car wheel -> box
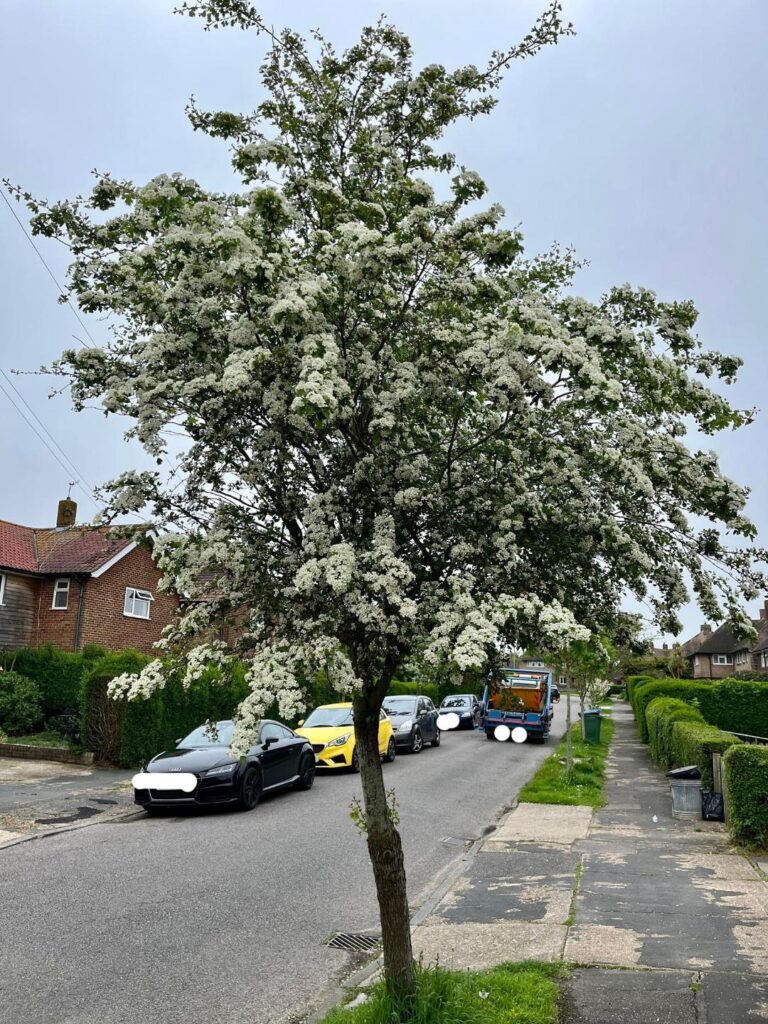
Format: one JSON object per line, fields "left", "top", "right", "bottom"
{"left": 238, "top": 766, "right": 262, "bottom": 810}
{"left": 294, "top": 752, "right": 316, "bottom": 790}
{"left": 411, "top": 729, "right": 423, "bottom": 754}
{"left": 383, "top": 737, "right": 397, "bottom": 763}
{"left": 350, "top": 748, "right": 361, "bottom": 773}
{"left": 431, "top": 728, "right": 441, "bottom": 747}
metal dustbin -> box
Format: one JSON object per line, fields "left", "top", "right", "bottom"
{"left": 583, "top": 709, "right": 602, "bottom": 744}
{"left": 666, "top": 765, "right": 702, "bottom": 820}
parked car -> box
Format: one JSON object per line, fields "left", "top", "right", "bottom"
{"left": 132, "top": 719, "right": 316, "bottom": 812}
{"left": 295, "top": 703, "right": 396, "bottom": 771}
{"left": 438, "top": 694, "right": 481, "bottom": 729}
{"left": 382, "top": 694, "right": 440, "bottom": 752}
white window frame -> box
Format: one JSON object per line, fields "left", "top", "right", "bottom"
{"left": 0, "top": 573, "right": 5, "bottom": 606}
{"left": 712, "top": 654, "right": 733, "bottom": 666}
{"left": 735, "top": 650, "right": 747, "bottom": 665}
{"left": 694, "top": 655, "right": 700, "bottom": 667}
{"left": 123, "top": 587, "right": 154, "bottom": 620}
{"left": 51, "top": 578, "right": 70, "bottom": 610}
{"left": 761, "top": 651, "right": 768, "bottom": 669}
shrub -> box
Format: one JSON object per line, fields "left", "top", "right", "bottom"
{"left": 0, "top": 644, "right": 106, "bottom": 718}
{"left": 80, "top": 650, "right": 151, "bottom": 764}
{"left": 724, "top": 745, "right": 768, "bottom": 848}
{"left": 646, "top": 697, "right": 705, "bottom": 765}
{"left": 631, "top": 679, "right": 716, "bottom": 742}
{"left": 0, "top": 672, "right": 43, "bottom": 734}
{"left": 668, "top": 720, "right": 741, "bottom": 788}
{"left": 625, "top": 674, "right": 657, "bottom": 707}
{"left": 707, "top": 679, "right": 768, "bottom": 738}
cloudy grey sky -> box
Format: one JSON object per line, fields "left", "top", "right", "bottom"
{"left": 1, "top": 0, "right": 766, "bottom": 641}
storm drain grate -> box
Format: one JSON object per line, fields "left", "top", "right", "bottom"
{"left": 326, "top": 932, "right": 381, "bottom": 952}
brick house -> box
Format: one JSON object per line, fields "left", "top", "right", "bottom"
{"left": 0, "top": 499, "right": 179, "bottom": 655}
{"left": 680, "top": 599, "right": 768, "bottom": 679}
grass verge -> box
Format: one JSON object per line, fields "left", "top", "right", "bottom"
{"left": 518, "top": 712, "right": 614, "bottom": 807}
{"left": 4, "top": 730, "right": 76, "bottom": 749}
{"left": 320, "top": 962, "right": 567, "bottom": 1024}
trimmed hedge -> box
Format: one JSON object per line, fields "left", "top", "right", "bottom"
{"left": 724, "top": 745, "right": 768, "bottom": 848}
{"left": 630, "top": 680, "right": 715, "bottom": 742}
{"left": 645, "top": 696, "right": 741, "bottom": 787}
{"left": 630, "top": 676, "right": 768, "bottom": 743}
{"left": 0, "top": 644, "right": 106, "bottom": 718}
{"left": 646, "top": 697, "right": 705, "bottom": 766}
{"left": 81, "top": 653, "right": 254, "bottom": 767}
{"left": 667, "top": 720, "right": 741, "bottom": 789}
{"left": 388, "top": 679, "right": 440, "bottom": 707}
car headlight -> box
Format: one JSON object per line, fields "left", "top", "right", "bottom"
{"left": 398, "top": 720, "right": 413, "bottom": 731}
{"left": 328, "top": 733, "right": 351, "bottom": 747}
{"left": 461, "top": 711, "right": 470, "bottom": 718}
{"left": 203, "top": 763, "right": 237, "bottom": 777}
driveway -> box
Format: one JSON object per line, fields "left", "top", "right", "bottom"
{"left": 0, "top": 706, "right": 566, "bottom": 1024}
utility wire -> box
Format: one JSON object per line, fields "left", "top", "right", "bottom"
{"left": 0, "top": 366, "right": 101, "bottom": 502}
{"left": 1, "top": 382, "right": 100, "bottom": 510}
{"left": 0, "top": 185, "right": 94, "bottom": 349}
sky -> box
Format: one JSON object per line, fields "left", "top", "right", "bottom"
{"left": 1, "top": 0, "right": 766, "bottom": 643}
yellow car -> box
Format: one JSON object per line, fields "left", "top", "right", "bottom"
{"left": 295, "top": 703, "right": 396, "bottom": 771}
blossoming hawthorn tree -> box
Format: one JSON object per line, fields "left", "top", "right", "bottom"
{"left": 11, "top": 0, "right": 766, "bottom": 998}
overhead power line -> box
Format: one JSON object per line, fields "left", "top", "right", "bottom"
{"left": 0, "top": 381, "right": 99, "bottom": 510}
{"left": 0, "top": 366, "right": 101, "bottom": 503}
{"left": 0, "top": 185, "right": 95, "bottom": 349}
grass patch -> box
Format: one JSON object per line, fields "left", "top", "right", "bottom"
{"left": 518, "top": 713, "right": 614, "bottom": 808}
{"left": 321, "top": 962, "right": 566, "bottom": 1024}
{"left": 4, "top": 730, "right": 74, "bottom": 749}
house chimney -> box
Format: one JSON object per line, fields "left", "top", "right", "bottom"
{"left": 662, "top": 643, "right": 669, "bottom": 652}
{"left": 56, "top": 498, "right": 77, "bottom": 528}
{"left": 760, "top": 599, "right": 768, "bottom": 622}
{"left": 700, "top": 624, "right": 711, "bottom": 634}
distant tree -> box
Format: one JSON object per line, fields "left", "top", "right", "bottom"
{"left": 11, "top": 0, "right": 764, "bottom": 1002}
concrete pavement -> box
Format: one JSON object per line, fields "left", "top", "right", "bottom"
{"left": 0, "top": 704, "right": 566, "bottom": 1024}
{"left": 411, "top": 702, "right": 768, "bottom": 1023}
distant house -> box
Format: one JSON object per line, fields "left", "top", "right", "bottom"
{"left": 0, "top": 499, "right": 179, "bottom": 655}
{"left": 515, "top": 654, "right": 566, "bottom": 686}
{"left": 680, "top": 599, "right": 768, "bottom": 679}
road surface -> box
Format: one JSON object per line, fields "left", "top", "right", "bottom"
{"left": 0, "top": 706, "right": 566, "bottom": 1024}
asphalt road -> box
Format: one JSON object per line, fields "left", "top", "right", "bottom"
{"left": 0, "top": 706, "right": 566, "bottom": 1024}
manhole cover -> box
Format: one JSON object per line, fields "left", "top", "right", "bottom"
{"left": 326, "top": 932, "right": 381, "bottom": 952}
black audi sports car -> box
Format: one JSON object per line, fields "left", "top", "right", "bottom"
{"left": 132, "top": 719, "right": 316, "bottom": 812}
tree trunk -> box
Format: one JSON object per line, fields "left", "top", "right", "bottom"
{"left": 353, "top": 691, "right": 417, "bottom": 1000}
{"left": 566, "top": 683, "right": 573, "bottom": 773}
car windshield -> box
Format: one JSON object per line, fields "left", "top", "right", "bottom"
{"left": 179, "top": 721, "right": 235, "bottom": 747}
{"left": 303, "top": 707, "right": 354, "bottom": 727}
{"left": 382, "top": 698, "right": 417, "bottom": 713}
{"left": 441, "top": 697, "right": 470, "bottom": 708}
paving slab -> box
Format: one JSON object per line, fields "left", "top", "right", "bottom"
{"left": 411, "top": 919, "right": 567, "bottom": 970}
{"left": 487, "top": 802, "right": 593, "bottom": 846}
{"left": 561, "top": 968, "right": 697, "bottom": 1024}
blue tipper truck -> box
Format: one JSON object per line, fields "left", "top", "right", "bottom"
{"left": 480, "top": 667, "right": 557, "bottom": 742}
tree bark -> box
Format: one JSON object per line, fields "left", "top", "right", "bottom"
{"left": 566, "top": 684, "right": 573, "bottom": 773}
{"left": 353, "top": 689, "right": 417, "bottom": 1000}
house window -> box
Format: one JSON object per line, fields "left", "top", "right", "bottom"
{"left": 694, "top": 655, "right": 700, "bottom": 667}
{"left": 735, "top": 650, "right": 747, "bottom": 665}
{"left": 52, "top": 578, "right": 70, "bottom": 610}
{"left": 761, "top": 652, "right": 768, "bottom": 669}
{"left": 123, "top": 587, "right": 154, "bottom": 620}
{"left": 527, "top": 660, "right": 544, "bottom": 668}
{"left": 0, "top": 573, "right": 5, "bottom": 605}
{"left": 712, "top": 654, "right": 733, "bottom": 666}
